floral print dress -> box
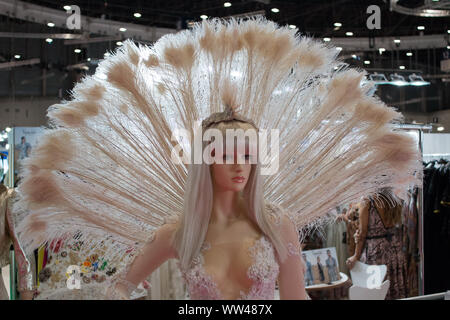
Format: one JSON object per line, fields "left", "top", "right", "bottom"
{"left": 360, "top": 200, "right": 408, "bottom": 299}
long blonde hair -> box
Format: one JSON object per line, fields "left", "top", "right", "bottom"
{"left": 369, "top": 187, "right": 403, "bottom": 226}
{"left": 173, "top": 120, "right": 287, "bottom": 269}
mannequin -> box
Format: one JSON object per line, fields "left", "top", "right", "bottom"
{"left": 0, "top": 185, "right": 35, "bottom": 300}
{"left": 110, "top": 119, "right": 307, "bottom": 300}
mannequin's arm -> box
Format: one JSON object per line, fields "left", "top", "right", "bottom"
{"left": 108, "top": 222, "right": 178, "bottom": 299}
{"left": 277, "top": 216, "right": 307, "bottom": 300}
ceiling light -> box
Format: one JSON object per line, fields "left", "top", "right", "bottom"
{"left": 47, "top": 22, "right": 55, "bottom": 27}
{"left": 394, "top": 39, "right": 401, "bottom": 43}
{"left": 116, "top": 41, "right": 123, "bottom": 46}
{"left": 289, "top": 25, "right": 296, "bottom": 29}
{"left": 364, "top": 60, "right": 370, "bottom": 64}
{"left": 224, "top": 2, "right": 232, "bottom": 7}
{"left": 334, "top": 22, "right": 342, "bottom": 27}
{"left": 417, "top": 26, "right": 425, "bottom": 30}
{"left": 200, "top": 15, "right": 208, "bottom": 19}
{"left": 323, "top": 37, "right": 331, "bottom": 42}
{"left": 14, "top": 54, "right": 21, "bottom": 59}
{"left": 63, "top": 5, "right": 71, "bottom": 10}
{"left": 271, "top": 8, "right": 280, "bottom": 13}
{"left": 345, "top": 32, "right": 353, "bottom": 36}
{"left": 46, "top": 38, "right": 53, "bottom": 43}
{"left": 448, "top": 30, "right": 450, "bottom": 34}
{"left": 134, "top": 13, "right": 142, "bottom": 18}
{"left": 447, "top": 45, "right": 450, "bottom": 49}
{"left": 406, "top": 52, "right": 413, "bottom": 56}
{"left": 399, "top": 65, "right": 405, "bottom": 70}
{"left": 74, "top": 49, "right": 81, "bottom": 53}
{"left": 437, "top": 126, "right": 444, "bottom": 131}
{"left": 351, "top": 54, "right": 357, "bottom": 59}
{"left": 119, "top": 27, "right": 127, "bottom": 32}
{"left": 87, "top": 58, "right": 91, "bottom": 61}
{"left": 379, "top": 48, "right": 386, "bottom": 54}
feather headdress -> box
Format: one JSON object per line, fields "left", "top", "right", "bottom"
{"left": 14, "top": 17, "right": 421, "bottom": 287}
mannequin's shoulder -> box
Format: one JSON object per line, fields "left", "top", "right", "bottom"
{"left": 264, "top": 202, "right": 292, "bottom": 228}
{"left": 155, "top": 218, "right": 180, "bottom": 242}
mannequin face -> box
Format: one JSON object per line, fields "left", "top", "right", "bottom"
{"left": 210, "top": 144, "right": 253, "bottom": 193}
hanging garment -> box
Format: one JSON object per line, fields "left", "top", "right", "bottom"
{"left": 423, "top": 161, "right": 450, "bottom": 295}
{"left": 360, "top": 200, "right": 408, "bottom": 299}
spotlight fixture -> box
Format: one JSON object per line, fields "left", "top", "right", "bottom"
{"left": 134, "top": 13, "right": 142, "bottom": 18}
{"left": 289, "top": 25, "right": 296, "bottom": 29}
{"left": 224, "top": 2, "right": 232, "bottom": 7}
{"left": 116, "top": 41, "right": 123, "bottom": 46}
{"left": 437, "top": 126, "right": 444, "bottom": 131}
{"left": 406, "top": 52, "right": 413, "bottom": 56}
{"left": 271, "top": 8, "right": 280, "bottom": 13}
{"left": 369, "top": 72, "right": 389, "bottom": 84}
{"left": 389, "top": 73, "right": 408, "bottom": 86}
{"left": 399, "top": 65, "right": 405, "bottom": 70}
{"left": 14, "top": 54, "right": 21, "bottom": 59}
{"left": 323, "top": 37, "right": 331, "bottom": 42}
{"left": 345, "top": 32, "right": 354, "bottom": 36}
{"left": 364, "top": 60, "right": 370, "bottom": 64}
{"left": 334, "top": 22, "right": 342, "bottom": 27}
{"left": 47, "top": 22, "right": 55, "bottom": 27}
{"left": 417, "top": 26, "right": 425, "bottom": 30}
{"left": 200, "top": 15, "right": 208, "bottom": 19}
{"left": 63, "top": 5, "right": 71, "bottom": 10}
{"left": 5, "top": 127, "right": 11, "bottom": 132}
{"left": 46, "top": 38, "right": 53, "bottom": 43}
{"left": 378, "top": 48, "right": 386, "bottom": 54}
{"left": 119, "top": 27, "right": 127, "bottom": 32}
{"left": 409, "top": 73, "right": 430, "bottom": 86}
{"left": 394, "top": 39, "right": 401, "bottom": 44}
{"left": 74, "top": 49, "right": 81, "bottom": 53}
{"left": 351, "top": 54, "right": 357, "bottom": 59}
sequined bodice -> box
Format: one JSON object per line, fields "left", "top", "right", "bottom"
{"left": 180, "top": 235, "right": 280, "bottom": 300}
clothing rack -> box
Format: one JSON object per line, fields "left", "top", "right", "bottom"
{"left": 423, "top": 153, "right": 450, "bottom": 161}
{"left": 401, "top": 291, "right": 449, "bottom": 300}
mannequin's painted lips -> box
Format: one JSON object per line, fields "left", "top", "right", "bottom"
{"left": 232, "top": 176, "right": 245, "bottom": 183}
